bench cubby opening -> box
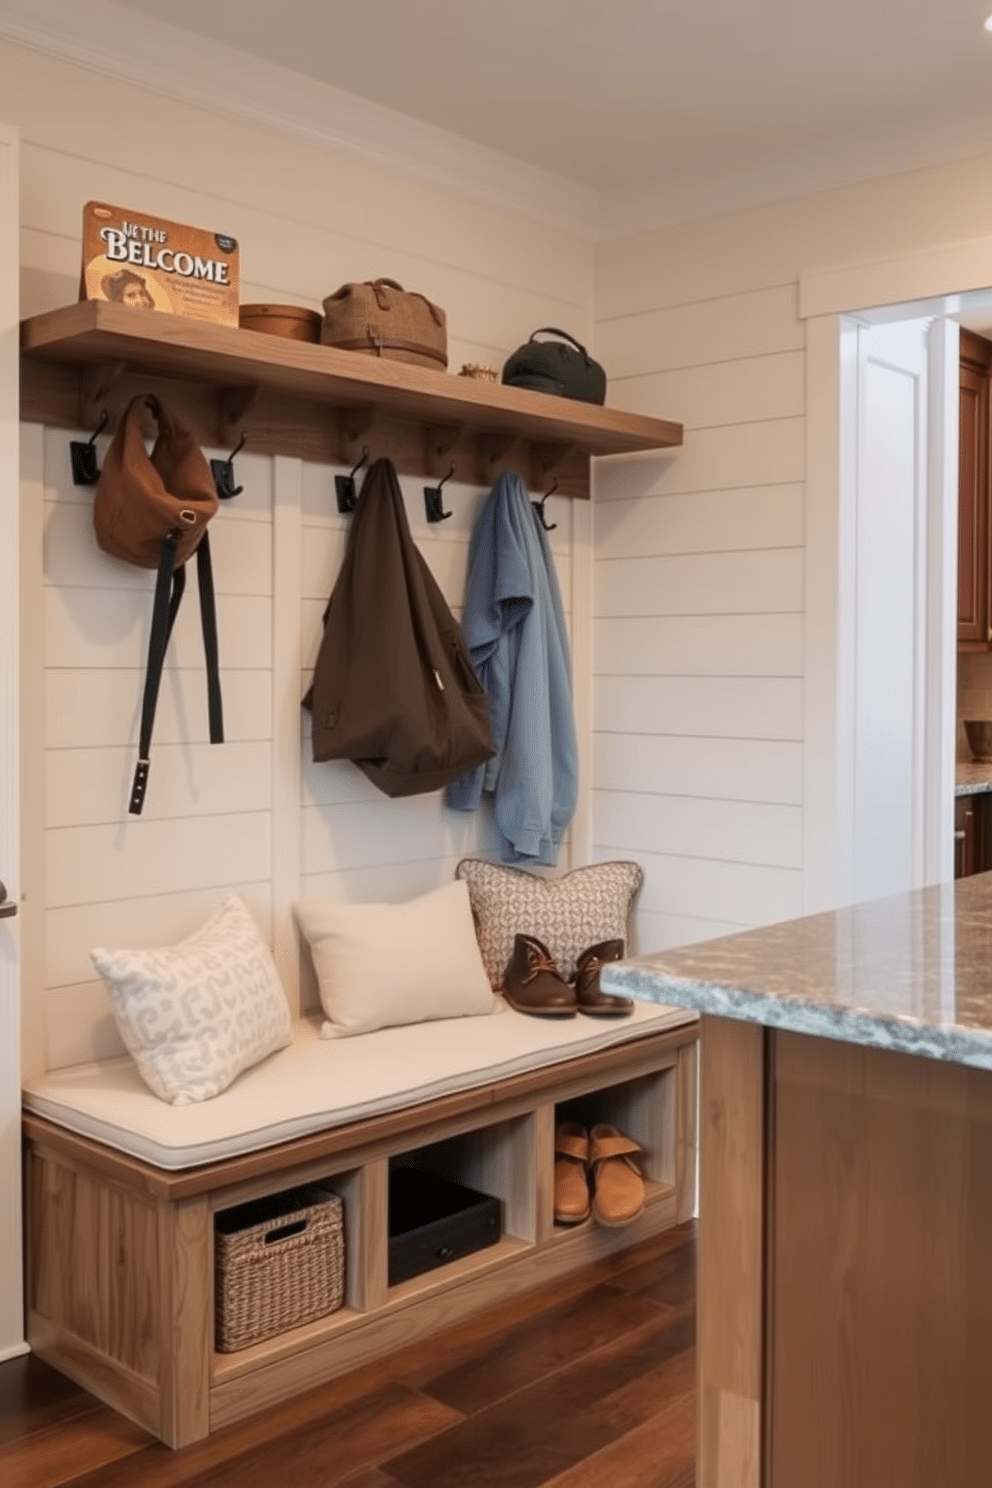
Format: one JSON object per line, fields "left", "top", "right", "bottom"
{"left": 550, "top": 1062, "right": 682, "bottom": 1236}
{"left": 555, "top": 1063, "right": 676, "bottom": 1186}
{"left": 389, "top": 1108, "right": 537, "bottom": 1242}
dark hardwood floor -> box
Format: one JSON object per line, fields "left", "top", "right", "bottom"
{"left": 0, "top": 1222, "right": 696, "bottom": 1488}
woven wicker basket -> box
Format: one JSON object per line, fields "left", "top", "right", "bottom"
{"left": 214, "top": 1183, "right": 344, "bottom": 1352}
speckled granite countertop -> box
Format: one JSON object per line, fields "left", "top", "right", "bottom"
{"left": 956, "top": 762, "right": 992, "bottom": 794}
{"left": 603, "top": 873, "right": 992, "bottom": 1070}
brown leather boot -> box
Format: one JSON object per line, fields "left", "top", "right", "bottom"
{"left": 503, "top": 934, "right": 577, "bottom": 1017}
{"left": 574, "top": 940, "right": 633, "bottom": 1016}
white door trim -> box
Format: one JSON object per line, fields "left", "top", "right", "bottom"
{"left": 848, "top": 318, "right": 930, "bottom": 903}
{"left": 0, "top": 119, "right": 25, "bottom": 1361}
{"left": 925, "top": 317, "right": 960, "bottom": 888}
{"left": 800, "top": 233, "right": 992, "bottom": 322}
{"left": 803, "top": 311, "right": 846, "bottom": 912}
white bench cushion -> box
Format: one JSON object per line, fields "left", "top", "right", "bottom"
{"left": 22, "top": 1000, "right": 695, "bottom": 1171}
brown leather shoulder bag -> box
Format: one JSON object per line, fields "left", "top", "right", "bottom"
{"left": 93, "top": 395, "right": 223, "bottom": 814}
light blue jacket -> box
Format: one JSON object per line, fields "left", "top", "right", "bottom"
{"left": 447, "top": 471, "right": 577, "bottom": 864}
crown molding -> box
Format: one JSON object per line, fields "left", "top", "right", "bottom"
{"left": 0, "top": 0, "right": 601, "bottom": 241}
{"left": 9, "top": 0, "right": 988, "bottom": 249}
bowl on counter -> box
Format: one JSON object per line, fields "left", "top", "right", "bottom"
{"left": 964, "top": 720, "right": 992, "bottom": 761}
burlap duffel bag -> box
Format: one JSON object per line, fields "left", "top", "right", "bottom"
{"left": 321, "top": 278, "right": 448, "bottom": 370}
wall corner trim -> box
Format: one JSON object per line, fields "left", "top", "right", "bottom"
{"left": 800, "top": 233, "right": 992, "bottom": 321}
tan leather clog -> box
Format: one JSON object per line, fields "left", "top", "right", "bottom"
{"left": 589, "top": 1124, "right": 645, "bottom": 1226}
{"left": 554, "top": 1122, "right": 591, "bottom": 1224}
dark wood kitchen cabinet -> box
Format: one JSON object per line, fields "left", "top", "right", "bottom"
{"left": 954, "top": 790, "right": 992, "bottom": 877}
{"left": 958, "top": 328, "right": 992, "bottom": 649}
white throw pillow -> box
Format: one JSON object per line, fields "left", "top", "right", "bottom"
{"left": 295, "top": 879, "right": 497, "bottom": 1038}
{"left": 90, "top": 896, "right": 292, "bottom": 1105}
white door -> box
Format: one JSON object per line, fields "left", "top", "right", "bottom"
{"left": 839, "top": 315, "right": 955, "bottom": 905}
{"left": 0, "top": 123, "right": 24, "bottom": 1361}
{"left": 854, "top": 319, "right": 928, "bottom": 901}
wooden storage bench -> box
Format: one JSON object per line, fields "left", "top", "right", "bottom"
{"left": 22, "top": 1005, "right": 698, "bottom": 1448}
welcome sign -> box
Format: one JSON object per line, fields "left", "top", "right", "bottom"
{"left": 80, "top": 200, "right": 240, "bottom": 326}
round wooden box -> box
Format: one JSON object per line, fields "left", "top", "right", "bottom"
{"left": 239, "top": 303, "right": 322, "bottom": 343}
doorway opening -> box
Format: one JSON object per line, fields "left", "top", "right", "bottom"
{"left": 804, "top": 261, "right": 992, "bottom": 914}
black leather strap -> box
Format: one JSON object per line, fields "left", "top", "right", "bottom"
{"left": 128, "top": 529, "right": 223, "bottom": 816}
{"left": 195, "top": 529, "right": 224, "bottom": 745}
{"left": 130, "top": 530, "right": 182, "bottom": 815}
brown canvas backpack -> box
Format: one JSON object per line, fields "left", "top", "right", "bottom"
{"left": 304, "top": 457, "right": 493, "bottom": 796}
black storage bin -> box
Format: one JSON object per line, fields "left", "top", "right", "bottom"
{"left": 388, "top": 1165, "right": 501, "bottom": 1285}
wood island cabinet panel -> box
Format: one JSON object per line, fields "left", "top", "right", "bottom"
{"left": 768, "top": 1031, "right": 992, "bottom": 1488}
{"left": 695, "top": 1018, "right": 992, "bottom": 1487}
{"left": 697, "top": 1015, "right": 765, "bottom": 1488}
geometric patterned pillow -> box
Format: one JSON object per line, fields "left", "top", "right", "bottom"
{"left": 454, "top": 858, "right": 644, "bottom": 990}
{"left": 90, "top": 896, "right": 292, "bottom": 1105}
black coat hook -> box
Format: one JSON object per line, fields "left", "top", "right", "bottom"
{"left": 533, "top": 478, "right": 558, "bottom": 532}
{"left": 335, "top": 446, "right": 370, "bottom": 514}
{"left": 210, "top": 431, "right": 247, "bottom": 501}
{"left": 70, "top": 409, "right": 110, "bottom": 486}
{"left": 424, "top": 463, "right": 456, "bottom": 523}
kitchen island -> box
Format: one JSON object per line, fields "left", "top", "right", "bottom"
{"left": 603, "top": 874, "right": 992, "bottom": 1488}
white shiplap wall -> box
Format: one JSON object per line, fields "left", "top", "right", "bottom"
{"left": 4, "top": 36, "right": 591, "bottom": 1079}
{"left": 591, "top": 281, "right": 807, "bottom": 952}
{"left": 30, "top": 433, "right": 278, "bottom": 1069}
{"left": 26, "top": 426, "right": 577, "bottom": 1069}
{"left": 592, "top": 146, "right": 992, "bottom": 956}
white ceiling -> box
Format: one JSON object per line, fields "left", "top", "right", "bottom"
{"left": 6, "top": 0, "right": 992, "bottom": 235}
{"left": 111, "top": 0, "right": 992, "bottom": 203}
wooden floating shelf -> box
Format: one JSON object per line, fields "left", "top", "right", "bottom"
{"left": 19, "top": 301, "right": 683, "bottom": 500}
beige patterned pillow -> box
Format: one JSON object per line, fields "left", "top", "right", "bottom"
{"left": 91, "top": 896, "right": 292, "bottom": 1105}
{"left": 455, "top": 859, "right": 644, "bottom": 989}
